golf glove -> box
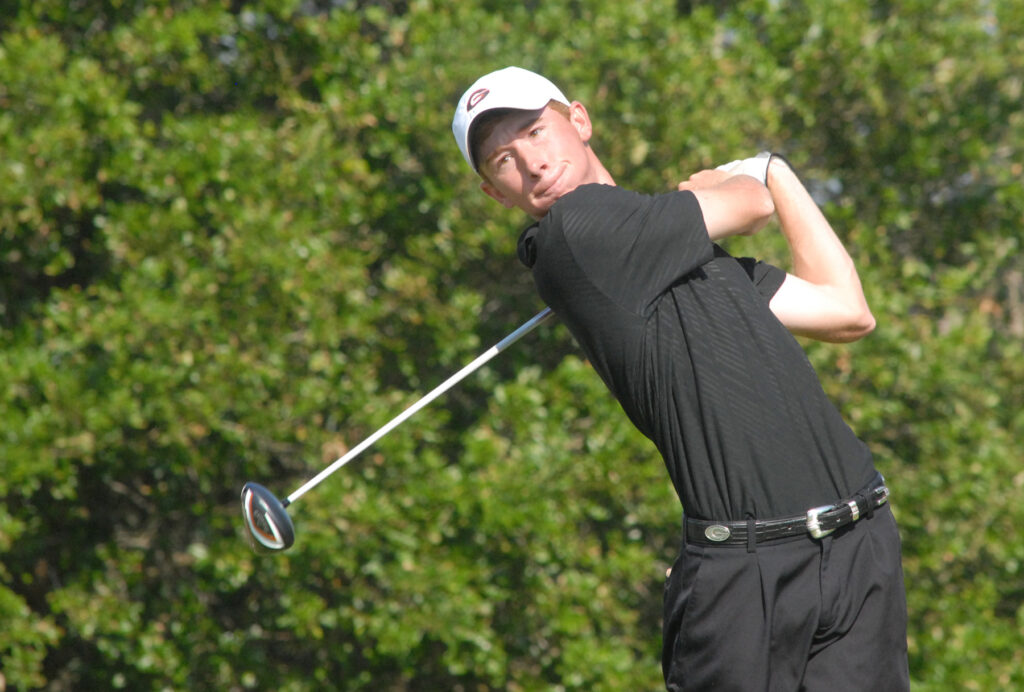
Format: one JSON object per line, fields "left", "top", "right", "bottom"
{"left": 716, "top": 151, "right": 772, "bottom": 185}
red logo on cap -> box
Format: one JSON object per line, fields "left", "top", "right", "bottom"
{"left": 467, "top": 88, "right": 489, "bottom": 112}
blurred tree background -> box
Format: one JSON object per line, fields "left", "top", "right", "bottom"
{"left": 1, "top": 0, "right": 1021, "bottom": 689}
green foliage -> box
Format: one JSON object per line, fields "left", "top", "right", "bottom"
{"left": 0, "top": 0, "right": 1021, "bottom": 689}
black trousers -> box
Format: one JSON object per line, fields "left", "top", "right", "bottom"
{"left": 662, "top": 504, "right": 909, "bottom": 692}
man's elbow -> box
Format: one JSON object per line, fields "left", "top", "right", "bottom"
{"left": 833, "top": 307, "right": 876, "bottom": 343}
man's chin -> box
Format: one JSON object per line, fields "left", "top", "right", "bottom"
{"left": 529, "top": 183, "right": 578, "bottom": 218}
{"left": 527, "top": 199, "right": 557, "bottom": 219}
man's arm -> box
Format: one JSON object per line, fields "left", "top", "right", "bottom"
{"left": 678, "top": 170, "right": 775, "bottom": 241}
{"left": 766, "top": 156, "right": 876, "bottom": 343}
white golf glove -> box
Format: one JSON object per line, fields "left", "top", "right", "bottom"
{"left": 715, "top": 151, "right": 772, "bottom": 185}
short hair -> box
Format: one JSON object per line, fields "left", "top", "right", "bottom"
{"left": 468, "top": 100, "right": 571, "bottom": 175}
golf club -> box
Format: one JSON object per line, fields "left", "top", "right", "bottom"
{"left": 241, "top": 306, "right": 554, "bottom": 552}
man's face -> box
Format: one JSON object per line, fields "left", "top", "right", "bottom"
{"left": 476, "top": 102, "right": 599, "bottom": 219}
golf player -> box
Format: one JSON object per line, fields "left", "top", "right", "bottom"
{"left": 453, "top": 66, "right": 909, "bottom": 690}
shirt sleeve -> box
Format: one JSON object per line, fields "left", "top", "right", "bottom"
{"left": 550, "top": 186, "right": 715, "bottom": 315}
{"left": 731, "top": 253, "right": 787, "bottom": 300}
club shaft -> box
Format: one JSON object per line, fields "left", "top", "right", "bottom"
{"left": 285, "top": 307, "right": 554, "bottom": 505}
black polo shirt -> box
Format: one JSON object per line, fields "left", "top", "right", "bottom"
{"left": 517, "top": 184, "right": 876, "bottom": 520}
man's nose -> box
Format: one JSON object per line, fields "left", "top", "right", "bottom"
{"left": 521, "top": 146, "right": 548, "bottom": 177}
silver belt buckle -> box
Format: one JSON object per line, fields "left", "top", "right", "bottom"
{"left": 704, "top": 524, "right": 732, "bottom": 542}
{"left": 806, "top": 504, "right": 837, "bottom": 539}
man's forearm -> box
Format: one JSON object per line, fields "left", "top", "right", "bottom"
{"left": 768, "top": 159, "right": 857, "bottom": 284}
{"left": 684, "top": 172, "right": 775, "bottom": 240}
{"left": 767, "top": 157, "right": 876, "bottom": 341}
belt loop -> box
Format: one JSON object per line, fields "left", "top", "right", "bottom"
{"left": 746, "top": 516, "right": 756, "bottom": 553}
{"left": 867, "top": 472, "right": 885, "bottom": 518}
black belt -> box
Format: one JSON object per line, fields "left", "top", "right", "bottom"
{"left": 685, "top": 473, "right": 889, "bottom": 546}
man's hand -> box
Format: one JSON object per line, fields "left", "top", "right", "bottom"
{"left": 677, "top": 151, "right": 772, "bottom": 192}
{"left": 677, "top": 168, "right": 733, "bottom": 191}
{"left": 714, "top": 151, "right": 772, "bottom": 185}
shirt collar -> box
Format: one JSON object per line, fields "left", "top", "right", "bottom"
{"left": 516, "top": 222, "right": 540, "bottom": 268}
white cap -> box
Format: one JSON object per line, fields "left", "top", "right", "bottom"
{"left": 452, "top": 66, "right": 570, "bottom": 173}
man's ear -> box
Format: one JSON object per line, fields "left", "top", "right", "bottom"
{"left": 481, "top": 180, "right": 515, "bottom": 209}
{"left": 569, "top": 101, "right": 593, "bottom": 143}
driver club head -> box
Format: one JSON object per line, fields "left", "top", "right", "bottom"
{"left": 240, "top": 482, "right": 295, "bottom": 552}
{"left": 236, "top": 309, "right": 554, "bottom": 552}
